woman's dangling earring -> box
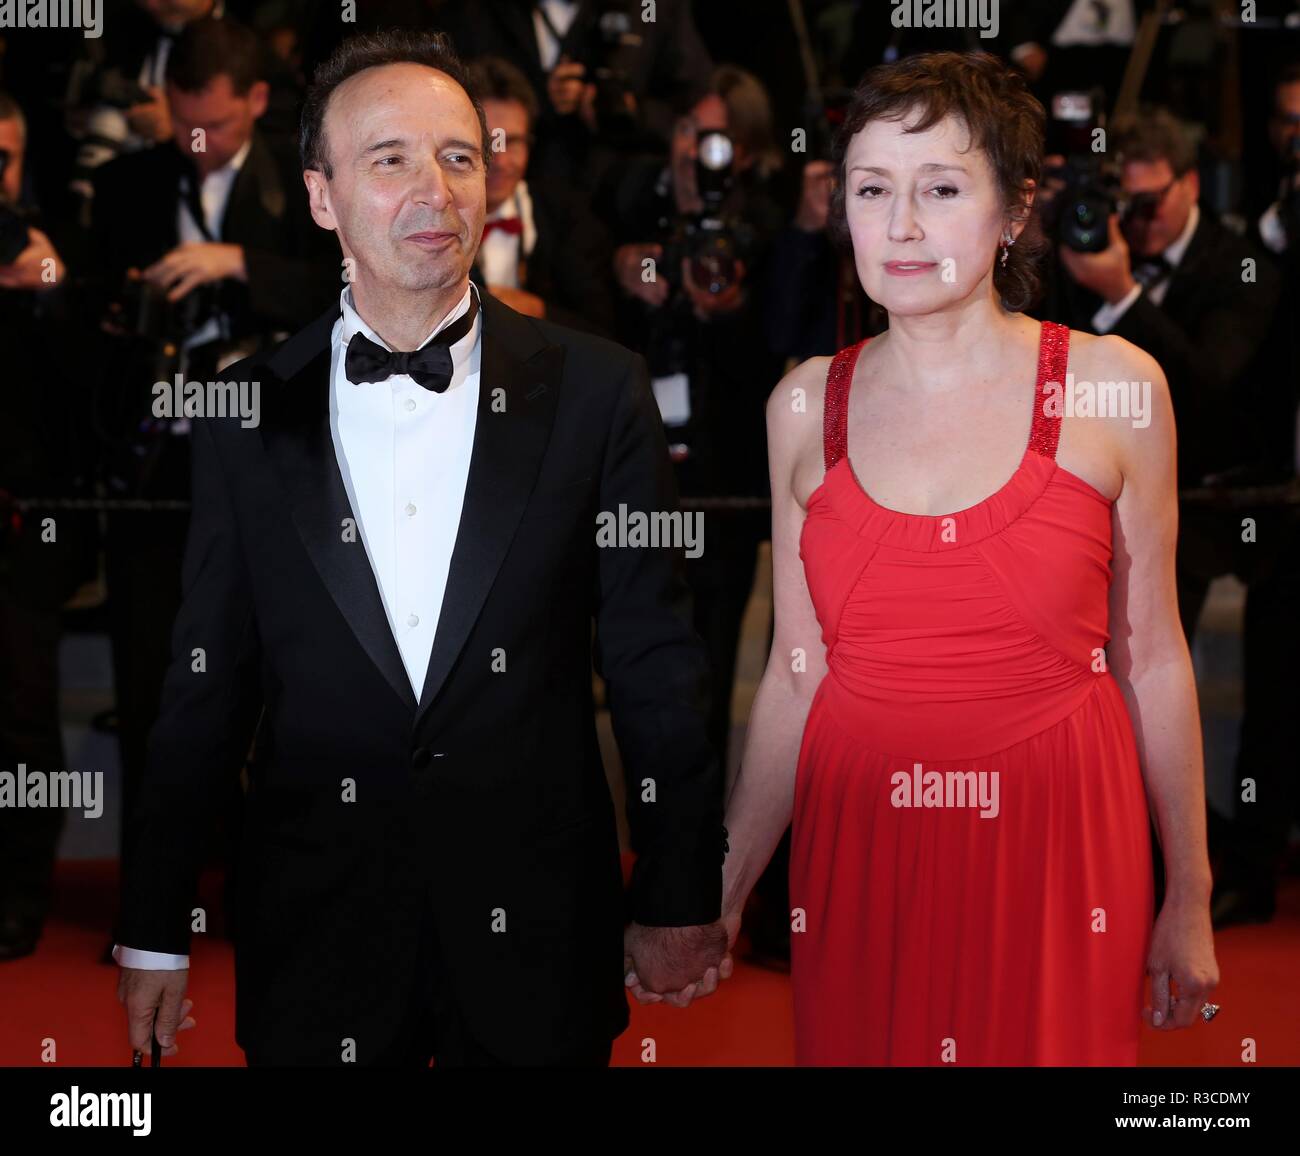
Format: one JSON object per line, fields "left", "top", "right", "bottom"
{"left": 1000, "top": 230, "right": 1013, "bottom": 268}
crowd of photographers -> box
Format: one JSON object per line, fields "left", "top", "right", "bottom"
{"left": 0, "top": 1, "right": 1297, "bottom": 964}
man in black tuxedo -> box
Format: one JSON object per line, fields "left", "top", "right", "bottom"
{"left": 113, "top": 28, "right": 731, "bottom": 1067}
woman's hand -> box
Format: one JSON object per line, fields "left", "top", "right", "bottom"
{"left": 1144, "top": 894, "right": 1219, "bottom": 1030}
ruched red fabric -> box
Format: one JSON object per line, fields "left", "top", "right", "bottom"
{"left": 791, "top": 321, "right": 1155, "bottom": 1065}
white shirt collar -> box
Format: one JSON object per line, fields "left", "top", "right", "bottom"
{"left": 1163, "top": 201, "right": 1199, "bottom": 268}
{"left": 337, "top": 279, "right": 481, "bottom": 360}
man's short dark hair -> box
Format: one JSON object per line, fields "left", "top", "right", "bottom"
{"left": 463, "top": 55, "right": 540, "bottom": 132}
{"left": 166, "top": 16, "right": 266, "bottom": 96}
{"left": 300, "top": 29, "right": 490, "bottom": 180}
{"left": 1111, "top": 106, "right": 1198, "bottom": 177}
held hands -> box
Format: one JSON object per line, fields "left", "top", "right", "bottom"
{"left": 117, "top": 966, "right": 195, "bottom": 1057}
{"left": 623, "top": 910, "right": 741, "bottom": 1008}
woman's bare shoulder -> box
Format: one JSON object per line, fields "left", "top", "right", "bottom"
{"left": 767, "top": 356, "right": 835, "bottom": 507}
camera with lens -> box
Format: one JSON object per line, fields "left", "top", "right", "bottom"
{"left": 578, "top": 3, "right": 641, "bottom": 143}
{"left": 0, "top": 149, "right": 32, "bottom": 266}
{"left": 1040, "top": 90, "right": 1124, "bottom": 253}
{"left": 661, "top": 129, "right": 756, "bottom": 297}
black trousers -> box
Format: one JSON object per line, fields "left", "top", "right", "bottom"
{"left": 245, "top": 902, "right": 614, "bottom": 1068}
{"left": 0, "top": 586, "right": 66, "bottom": 926}
{"left": 1174, "top": 502, "right": 1300, "bottom": 898}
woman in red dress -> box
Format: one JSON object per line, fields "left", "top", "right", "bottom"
{"left": 719, "top": 52, "right": 1219, "bottom": 1064}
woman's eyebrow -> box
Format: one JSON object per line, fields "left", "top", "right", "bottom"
{"left": 849, "top": 162, "right": 970, "bottom": 175}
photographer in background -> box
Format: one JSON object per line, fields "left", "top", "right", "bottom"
{"left": 1216, "top": 61, "right": 1300, "bottom": 930}
{"left": 89, "top": 17, "right": 336, "bottom": 942}
{"left": 437, "top": 0, "right": 714, "bottom": 200}
{"left": 66, "top": 0, "right": 303, "bottom": 213}
{"left": 1043, "top": 104, "right": 1294, "bottom": 927}
{"left": 606, "top": 64, "right": 785, "bottom": 782}
{"left": 464, "top": 54, "right": 615, "bottom": 335}
{"left": 1254, "top": 61, "right": 1300, "bottom": 274}
{"left": 66, "top": 0, "right": 220, "bottom": 204}
{"left": 0, "top": 92, "right": 86, "bottom": 960}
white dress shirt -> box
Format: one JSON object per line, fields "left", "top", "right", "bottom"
{"left": 1092, "top": 201, "right": 1200, "bottom": 333}
{"left": 533, "top": 0, "right": 580, "bottom": 71}
{"left": 479, "top": 180, "right": 538, "bottom": 290}
{"left": 114, "top": 279, "right": 484, "bottom": 971}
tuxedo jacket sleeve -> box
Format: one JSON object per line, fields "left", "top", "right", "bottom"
{"left": 594, "top": 351, "right": 725, "bottom": 927}
{"left": 114, "top": 414, "right": 264, "bottom": 953}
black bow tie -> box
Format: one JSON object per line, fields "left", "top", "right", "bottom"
{"left": 344, "top": 291, "right": 479, "bottom": 392}
{"left": 1133, "top": 254, "right": 1173, "bottom": 289}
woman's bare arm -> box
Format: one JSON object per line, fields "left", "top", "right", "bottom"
{"left": 722, "top": 358, "right": 831, "bottom": 918}
{"left": 1101, "top": 335, "right": 1218, "bottom": 1028}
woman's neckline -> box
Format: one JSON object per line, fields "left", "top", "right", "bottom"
{"left": 835, "top": 320, "right": 1051, "bottom": 521}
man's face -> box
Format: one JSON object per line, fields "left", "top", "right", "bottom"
{"left": 136, "top": 0, "right": 212, "bottom": 28}
{"left": 482, "top": 98, "right": 529, "bottom": 212}
{"left": 168, "top": 75, "right": 266, "bottom": 175}
{"left": 0, "top": 118, "right": 23, "bottom": 203}
{"left": 305, "top": 63, "right": 486, "bottom": 297}
{"left": 1268, "top": 80, "right": 1300, "bottom": 166}
{"left": 1119, "top": 158, "right": 1196, "bottom": 257}
{"left": 843, "top": 111, "right": 1013, "bottom": 317}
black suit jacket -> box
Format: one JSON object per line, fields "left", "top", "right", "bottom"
{"left": 114, "top": 290, "right": 725, "bottom": 1064}
{"left": 91, "top": 130, "right": 339, "bottom": 339}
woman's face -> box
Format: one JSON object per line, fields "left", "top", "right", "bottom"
{"left": 843, "top": 111, "right": 1011, "bottom": 316}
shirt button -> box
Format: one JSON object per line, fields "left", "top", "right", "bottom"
{"left": 404, "top": 502, "right": 417, "bottom": 517}
{"left": 407, "top": 613, "right": 419, "bottom": 627}
{"left": 404, "top": 398, "right": 417, "bottom": 412}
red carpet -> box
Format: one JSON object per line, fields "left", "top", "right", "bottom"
{"left": 1, "top": 859, "right": 1296, "bottom": 1067}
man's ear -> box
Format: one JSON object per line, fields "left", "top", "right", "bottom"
{"left": 303, "top": 169, "right": 338, "bottom": 232}
{"left": 248, "top": 80, "right": 270, "bottom": 121}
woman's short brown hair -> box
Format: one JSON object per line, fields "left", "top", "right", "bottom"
{"left": 828, "top": 50, "right": 1047, "bottom": 312}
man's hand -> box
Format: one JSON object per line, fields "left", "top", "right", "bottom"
{"left": 547, "top": 56, "right": 588, "bottom": 116}
{"left": 126, "top": 84, "right": 172, "bottom": 143}
{"left": 614, "top": 242, "right": 669, "bottom": 306}
{"left": 623, "top": 919, "right": 735, "bottom": 1009}
{"left": 793, "top": 160, "right": 833, "bottom": 233}
{"left": 143, "top": 242, "right": 246, "bottom": 302}
{"left": 681, "top": 257, "right": 746, "bottom": 321}
{"left": 488, "top": 284, "right": 546, "bottom": 318}
{"left": 116, "top": 966, "right": 195, "bottom": 1057}
{"left": 1058, "top": 213, "right": 1137, "bottom": 304}
{"left": 0, "top": 228, "right": 65, "bottom": 290}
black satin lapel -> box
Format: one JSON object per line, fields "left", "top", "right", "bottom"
{"left": 260, "top": 337, "right": 417, "bottom": 712}
{"left": 415, "top": 302, "right": 564, "bottom": 721}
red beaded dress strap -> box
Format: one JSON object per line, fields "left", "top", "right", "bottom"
{"left": 1027, "top": 320, "right": 1070, "bottom": 461}
{"left": 824, "top": 338, "right": 870, "bottom": 472}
